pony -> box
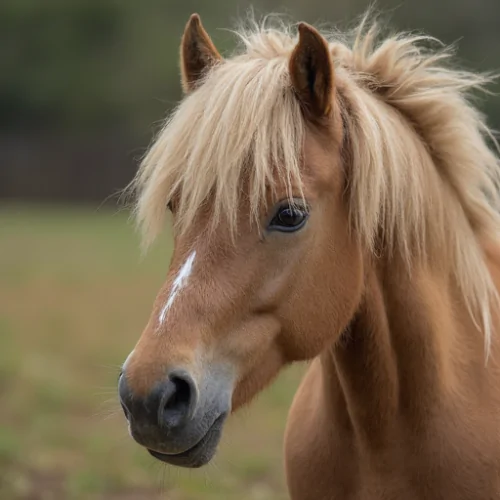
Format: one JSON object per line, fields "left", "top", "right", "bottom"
{"left": 118, "top": 11, "right": 500, "bottom": 499}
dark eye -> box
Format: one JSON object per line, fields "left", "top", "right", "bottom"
{"left": 268, "top": 203, "right": 309, "bottom": 232}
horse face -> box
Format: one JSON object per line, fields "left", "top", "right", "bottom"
{"left": 118, "top": 15, "right": 364, "bottom": 468}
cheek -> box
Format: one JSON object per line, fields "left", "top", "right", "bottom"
{"left": 216, "top": 315, "right": 281, "bottom": 370}
{"left": 277, "top": 219, "right": 364, "bottom": 360}
{"left": 231, "top": 344, "right": 285, "bottom": 410}
{"left": 215, "top": 316, "right": 285, "bottom": 411}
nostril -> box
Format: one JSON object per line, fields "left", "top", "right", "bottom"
{"left": 159, "top": 372, "right": 197, "bottom": 428}
{"left": 119, "top": 369, "right": 198, "bottom": 432}
{"left": 165, "top": 376, "right": 191, "bottom": 412}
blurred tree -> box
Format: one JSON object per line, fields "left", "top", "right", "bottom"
{"left": 0, "top": 0, "right": 498, "bottom": 202}
{"left": 1, "top": 0, "right": 499, "bottom": 133}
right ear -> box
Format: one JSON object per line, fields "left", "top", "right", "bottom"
{"left": 180, "top": 14, "right": 222, "bottom": 93}
{"left": 289, "top": 23, "right": 334, "bottom": 118}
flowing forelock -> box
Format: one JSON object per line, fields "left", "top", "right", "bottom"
{"left": 132, "top": 20, "right": 304, "bottom": 244}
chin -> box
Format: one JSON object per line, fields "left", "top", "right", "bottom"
{"left": 146, "top": 413, "right": 225, "bottom": 468}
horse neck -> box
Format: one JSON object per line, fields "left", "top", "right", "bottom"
{"left": 321, "top": 254, "right": 481, "bottom": 448}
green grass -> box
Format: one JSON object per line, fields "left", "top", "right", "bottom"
{"left": 0, "top": 203, "right": 306, "bottom": 499}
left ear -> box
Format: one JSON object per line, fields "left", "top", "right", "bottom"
{"left": 289, "top": 22, "right": 334, "bottom": 118}
{"left": 180, "top": 14, "right": 222, "bottom": 93}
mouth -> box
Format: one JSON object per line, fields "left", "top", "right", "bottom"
{"left": 147, "top": 413, "right": 226, "bottom": 468}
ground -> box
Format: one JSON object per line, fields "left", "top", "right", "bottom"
{"left": 0, "top": 204, "right": 306, "bottom": 500}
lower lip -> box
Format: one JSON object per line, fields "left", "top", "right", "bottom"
{"left": 147, "top": 413, "right": 226, "bottom": 466}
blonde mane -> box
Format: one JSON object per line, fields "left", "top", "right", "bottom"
{"left": 130, "top": 13, "right": 500, "bottom": 351}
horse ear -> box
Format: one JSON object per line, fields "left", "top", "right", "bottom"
{"left": 180, "top": 14, "right": 221, "bottom": 93}
{"left": 289, "top": 23, "right": 334, "bottom": 118}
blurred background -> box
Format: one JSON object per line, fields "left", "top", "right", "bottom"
{"left": 1, "top": 0, "right": 499, "bottom": 499}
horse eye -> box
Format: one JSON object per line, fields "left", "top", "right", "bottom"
{"left": 268, "top": 203, "right": 308, "bottom": 232}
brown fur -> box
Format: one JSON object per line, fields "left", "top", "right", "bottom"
{"left": 285, "top": 251, "right": 500, "bottom": 499}
{"left": 123, "top": 13, "right": 500, "bottom": 499}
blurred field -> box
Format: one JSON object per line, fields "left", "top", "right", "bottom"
{"left": 0, "top": 204, "right": 306, "bottom": 500}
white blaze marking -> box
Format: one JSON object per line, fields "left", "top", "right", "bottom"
{"left": 158, "top": 251, "right": 197, "bottom": 325}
